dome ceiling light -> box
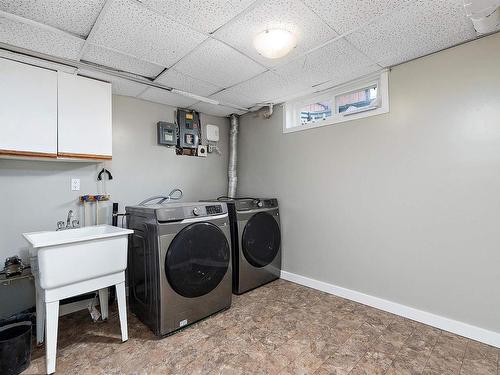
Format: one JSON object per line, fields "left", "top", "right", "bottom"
{"left": 253, "top": 29, "right": 297, "bottom": 59}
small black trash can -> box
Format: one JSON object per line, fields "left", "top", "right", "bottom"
{"left": 0, "top": 320, "right": 32, "bottom": 375}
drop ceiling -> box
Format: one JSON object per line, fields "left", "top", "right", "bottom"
{"left": 0, "top": 0, "right": 484, "bottom": 117}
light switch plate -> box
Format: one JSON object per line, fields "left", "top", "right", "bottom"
{"left": 71, "top": 178, "right": 80, "bottom": 191}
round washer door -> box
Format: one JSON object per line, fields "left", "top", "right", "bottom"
{"left": 242, "top": 212, "right": 281, "bottom": 268}
{"left": 165, "top": 222, "right": 230, "bottom": 298}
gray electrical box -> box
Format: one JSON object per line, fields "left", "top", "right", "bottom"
{"left": 177, "top": 109, "right": 201, "bottom": 149}
{"left": 157, "top": 121, "right": 178, "bottom": 146}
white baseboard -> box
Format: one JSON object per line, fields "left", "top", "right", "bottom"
{"left": 280, "top": 270, "right": 500, "bottom": 348}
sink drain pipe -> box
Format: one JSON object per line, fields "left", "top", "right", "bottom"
{"left": 227, "top": 114, "right": 240, "bottom": 198}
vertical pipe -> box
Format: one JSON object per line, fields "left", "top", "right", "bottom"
{"left": 227, "top": 114, "right": 239, "bottom": 198}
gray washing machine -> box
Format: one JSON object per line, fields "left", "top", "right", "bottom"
{"left": 205, "top": 198, "right": 281, "bottom": 295}
{"left": 126, "top": 202, "right": 232, "bottom": 336}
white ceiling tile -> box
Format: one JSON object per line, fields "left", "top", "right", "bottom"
{"left": 77, "top": 69, "right": 149, "bottom": 97}
{"left": 172, "top": 39, "right": 266, "bottom": 88}
{"left": 91, "top": 0, "right": 207, "bottom": 67}
{"left": 82, "top": 44, "right": 165, "bottom": 78}
{"left": 0, "top": 16, "right": 84, "bottom": 59}
{"left": 209, "top": 89, "right": 256, "bottom": 109}
{"left": 220, "top": 38, "right": 380, "bottom": 106}
{"left": 190, "top": 102, "right": 245, "bottom": 117}
{"left": 346, "top": 0, "right": 477, "bottom": 67}
{"left": 140, "top": 0, "right": 256, "bottom": 34}
{"left": 138, "top": 87, "right": 198, "bottom": 108}
{"left": 227, "top": 70, "right": 311, "bottom": 105}
{"left": 214, "top": 0, "right": 338, "bottom": 67}
{"left": 0, "top": 0, "right": 106, "bottom": 37}
{"left": 274, "top": 38, "right": 377, "bottom": 88}
{"left": 155, "top": 68, "right": 221, "bottom": 97}
{"left": 302, "top": 0, "right": 413, "bottom": 35}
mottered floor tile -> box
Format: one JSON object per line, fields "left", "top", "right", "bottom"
{"left": 24, "top": 279, "right": 499, "bottom": 374}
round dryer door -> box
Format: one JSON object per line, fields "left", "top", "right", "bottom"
{"left": 165, "top": 222, "right": 230, "bottom": 298}
{"left": 242, "top": 212, "right": 281, "bottom": 268}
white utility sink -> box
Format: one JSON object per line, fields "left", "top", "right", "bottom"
{"left": 24, "top": 225, "right": 132, "bottom": 290}
{"left": 23, "top": 224, "right": 133, "bottom": 374}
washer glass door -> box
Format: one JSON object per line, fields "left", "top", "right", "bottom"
{"left": 242, "top": 212, "right": 281, "bottom": 268}
{"left": 165, "top": 222, "right": 230, "bottom": 298}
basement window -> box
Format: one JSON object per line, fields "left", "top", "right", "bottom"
{"left": 300, "top": 100, "right": 333, "bottom": 125}
{"left": 284, "top": 71, "right": 389, "bottom": 133}
{"left": 336, "top": 85, "right": 378, "bottom": 115}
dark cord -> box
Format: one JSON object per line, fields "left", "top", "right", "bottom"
{"left": 216, "top": 196, "right": 257, "bottom": 201}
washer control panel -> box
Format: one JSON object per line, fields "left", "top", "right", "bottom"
{"left": 154, "top": 203, "right": 227, "bottom": 222}
{"left": 206, "top": 205, "right": 223, "bottom": 215}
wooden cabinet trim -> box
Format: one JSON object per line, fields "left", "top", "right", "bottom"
{"left": 0, "top": 149, "right": 57, "bottom": 158}
{"left": 57, "top": 152, "right": 112, "bottom": 160}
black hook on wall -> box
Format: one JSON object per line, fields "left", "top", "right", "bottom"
{"left": 97, "top": 168, "right": 113, "bottom": 181}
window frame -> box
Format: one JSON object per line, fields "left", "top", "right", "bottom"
{"left": 283, "top": 71, "right": 389, "bottom": 134}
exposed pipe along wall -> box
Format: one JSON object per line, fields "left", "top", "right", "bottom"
{"left": 227, "top": 114, "right": 240, "bottom": 198}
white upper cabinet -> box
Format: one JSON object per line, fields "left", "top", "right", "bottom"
{"left": 57, "top": 72, "right": 112, "bottom": 159}
{"left": 0, "top": 57, "right": 58, "bottom": 157}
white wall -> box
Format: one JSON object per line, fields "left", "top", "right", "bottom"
{"left": 0, "top": 95, "right": 229, "bottom": 262}
{"left": 238, "top": 32, "right": 500, "bottom": 334}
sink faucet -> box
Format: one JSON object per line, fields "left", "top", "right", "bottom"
{"left": 57, "top": 210, "right": 80, "bottom": 231}
{"left": 66, "top": 210, "right": 74, "bottom": 227}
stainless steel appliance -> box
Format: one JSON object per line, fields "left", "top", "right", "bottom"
{"left": 126, "top": 202, "right": 232, "bottom": 336}
{"left": 205, "top": 198, "right": 281, "bottom": 295}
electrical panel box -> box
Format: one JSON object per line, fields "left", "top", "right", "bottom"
{"left": 177, "top": 109, "right": 201, "bottom": 149}
{"left": 157, "top": 121, "right": 178, "bottom": 146}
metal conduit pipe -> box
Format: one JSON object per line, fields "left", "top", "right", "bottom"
{"left": 227, "top": 114, "right": 240, "bottom": 198}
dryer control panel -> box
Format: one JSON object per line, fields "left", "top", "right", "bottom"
{"left": 234, "top": 198, "right": 278, "bottom": 211}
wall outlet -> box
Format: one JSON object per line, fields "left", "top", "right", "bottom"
{"left": 71, "top": 178, "right": 80, "bottom": 191}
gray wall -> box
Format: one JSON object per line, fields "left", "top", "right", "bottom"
{"left": 0, "top": 95, "right": 229, "bottom": 262}
{"left": 238, "top": 32, "right": 500, "bottom": 333}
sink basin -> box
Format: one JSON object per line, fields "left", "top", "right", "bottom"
{"left": 23, "top": 224, "right": 132, "bottom": 374}
{"left": 23, "top": 225, "right": 133, "bottom": 290}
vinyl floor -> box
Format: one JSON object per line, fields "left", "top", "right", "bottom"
{"left": 25, "top": 279, "right": 498, "bottom": 374}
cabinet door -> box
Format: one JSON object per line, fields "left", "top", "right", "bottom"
{"left": 57, "top": 72, "right": 112, "bottom": 159}
{"left": 0, "top": 58, "right": 57, "bottom": 157}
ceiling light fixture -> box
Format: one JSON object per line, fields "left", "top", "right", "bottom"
{"left": 253, "top": 29, "right": 297, "bottom": 59}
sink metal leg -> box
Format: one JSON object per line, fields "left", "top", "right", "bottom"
{"left": 45, "top": 300, "right": 59, "bottom": 374}
{"left": 35, "top": 287, "right": 45, "bottom": 345}
{"left": 98, "top": 288, "right": 109, "bottom": 320}
{"left": 115, "top": 282, "right": 128, "bottom": 342}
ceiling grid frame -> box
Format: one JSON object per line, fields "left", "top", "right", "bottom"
{"left": 0, "top": 0, "right": 490, "bottom": 115}
{"left": 0, "top": 4, "right": 249, "bottom": 111}
{"left": 270, "top": 0, "right": 421, "bottom": 72}
{"left": 101, "top": 0, "right": 274, "bottom": 90}
{"left": 136, "top": 0, "right": 272, "bottom": 70}
{"left": 0, "top": 0, "right": 407, "bottom": 96}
